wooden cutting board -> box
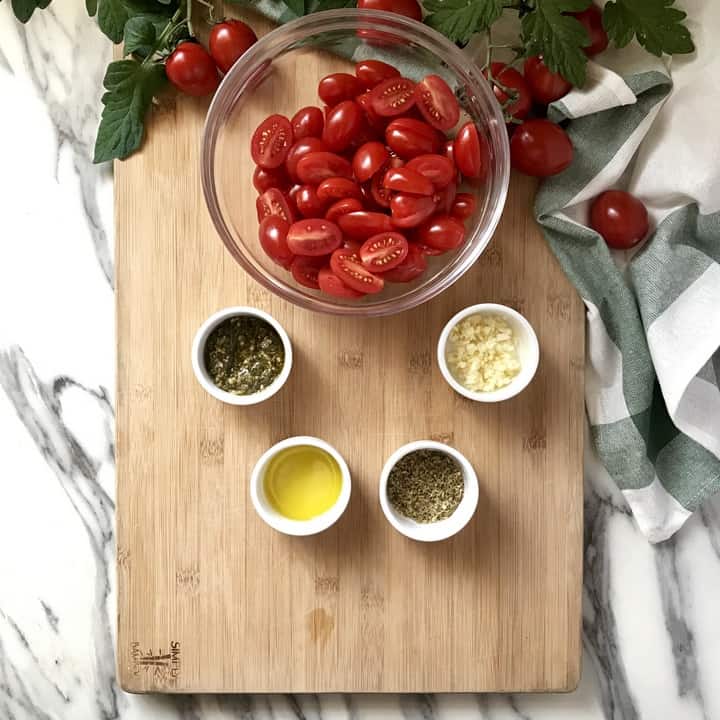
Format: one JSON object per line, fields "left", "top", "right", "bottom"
{"left": 116, "top": 15, "right": 584, "bottom": 694}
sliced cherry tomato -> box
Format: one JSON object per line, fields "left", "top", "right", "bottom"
{"left": 355, "top": 59, "right": 401, "bottom": 89}
{"left": 208, "top": 19, "right": 257, "bottom": 74}
{"left": 343, "top": 238, "right": 363, "bottom": 253}
{"left": 251, "top": 114, "right": 293, "bottom": 169}
{"left": 415, "top": 214, "right": 465, "bottom": 250}
{"left": 322, "top": 100, "right": 365, "bottom": 152}
{"left": 510, "top": 119, "right": 573, "bottom": 177}
{"left": 338, "top": 211, "right": 393, "bottom": 239}
{"left": 382, "top": 243, "right": 427, "bottom": 282}
{"left": 317, "top": 177, "right": 362, "bottom": 202}
{"left": 318, "top": 73, "right": 362, "bottom": 106}
{"left": 414, "top": 75, "right": 460, "bottom": 131}
{"left": 405, "top": 154, "right": 455, "bottom": 188}
{"left": 523, "top": 56, "right": 572, "bottom": 105}
{"left": 370, "top": 171, "right": 392, "bottom": 208}
{"left": 390, "top": 193, "right": 436, "bottom": 228}
{"left": 356, "top": 91, "right": 388, "bottom": 133}
{"left": 296, "top": 151, "right": 353, "bottom": 184}
{"left": 413, "top": 241, "right": 445, "bottom": 256}
{"left": 318, "top": 267, "right": 365, "bottom": 298}
{"left": 291, "top": 106, "right": 325, "bottom": 140}
{"left": 290, "top": 256, "right": 324, "bottom": 289}
{"left": 590, "top": 190, "right": 649, "bottom": 249}
{"left": 383, "top": 167, "right": 434, "bottom": 196}
{"left": 325, "top": 197, "right": 364, "bottom": 222}
{"left": 487, "top": 62, "right": 532, "bottom": 120}
{"left": 256, "top": 188, "right": 295, "bottom": 223}
{"left": 253, "top": 165, "right": 290, "bottom": 193}
{"left": 359, "top": 232, "right": 409, "bottom": 272}
{"left": 285, "top": 137, "right": 327, "bottom": 182}
{"left": 353, "top": 141, "right": 389, "bottom": 183}
{"left": 287, "top": 218, "right": 342, "bottom": 256}
{"left": 293, "top": 185, "right": 327, "bottom": 218}
{"left": 330, "top": 248, "right": 385, "bottom": 294}
{"left": 385, "top": 117, "right": 441, "bottom": 158}
{"left": 166, "top": 42, "right": 219, "bottom": 97}
{"left": 258, "top": 215, "right": 294, "bottom": 266}
{"left": 453, "top": 122, "right": 488, "bottom": 180}
{"left": 433, "top": 179, "right": 456, "bottom": 214}
{"left": 451, "top": 192, "right": 476, "bottom": 220}
{"left": 572, "top": 5, "right": 609, "bottom": 56}
{"left": 370, "top": 77, "right": 416, "bottom": 117}
{"left": 357, "top": 0, "right": 421, "bottom": 19}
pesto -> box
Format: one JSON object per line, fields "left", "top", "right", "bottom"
{"left": 204, "top": 315, "right": 284, "bottom": 395}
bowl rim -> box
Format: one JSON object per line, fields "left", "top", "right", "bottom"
{"left": 191, "top": 305, "right": 293, "bottom": 405}
{"left": 250, "top": 435, "right": 352, "bottom": 536}
{"left": 436, "top": 302, "right": 540, "bottom": 403}
{"left": 201, "top": 9, "right": 510, "bottom": 317}
{"left": 378, "top": 440, "right": 479, "bottom": 542}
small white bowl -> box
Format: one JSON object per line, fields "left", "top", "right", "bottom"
{"left": 379, "top": 440, "right": 479, "bottom": 542}
{"left": 250, "top": 436, "right": 351, "bottom": 536}
{"left": 191, "top": 306, "right": 292, "bottom": 406}
{"left": 437, "top": 303, "right": 539, "bottom": 403}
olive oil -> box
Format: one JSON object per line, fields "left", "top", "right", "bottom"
{"left": 263, "top": 445, "right": 342, "bottom": 520}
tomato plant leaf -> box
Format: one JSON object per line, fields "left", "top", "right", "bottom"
{"left": 603, "top": 0, "right": 694, "bottom": 56}
{"left": 307, "top": 0, "right": 356, "bottom": 11}
{"left": 521, "top": 0, "right": 591, "bottom": 87}
{"left": 423, "top": 0, "right": 504, "bottom": 45}
{"left": 86, "top": 0, "right": 98, "bottom": 15}
{"left": 283, "top": 0, "right": 306, "bottom": 16}
{"left": 123, "top": 15, "right": 157, "bottom": 56}
{"left": 97, "top": 0, "right": 129, "bottom": 42}
{"left": 93, "top": 58, "right": 166, "bottom": 163}
{"left": 10, "top": 0, "right": 52, "bottom": 23}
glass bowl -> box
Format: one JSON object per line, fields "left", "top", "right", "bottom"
{"left": 201, "top": 9, "right": 510, "bottom": 317}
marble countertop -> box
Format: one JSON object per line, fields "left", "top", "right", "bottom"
{"left": 2, "top": 2, "right": 720, "bottom": 718}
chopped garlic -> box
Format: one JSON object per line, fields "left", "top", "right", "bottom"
{"left": 445, "top": 314, "right": 521, "bottom": 392}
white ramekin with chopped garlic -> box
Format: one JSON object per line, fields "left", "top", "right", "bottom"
{"left": 437, "top": 303, "right": 539, "bottom": 402}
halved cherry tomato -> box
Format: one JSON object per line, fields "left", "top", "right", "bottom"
{"left": 293, "top": 185, "right": 326, "bottom": 218}
{"left": 433, "top": 179, "right": 456, "bottom": 214}
{"left": 451, "top": 192, "right": 476, "bottom": 220}
{"left": 357, "top": 0, "right": 421, "bottom": 19}
{"left": 251, "top": 114, "right": 293, "bottom": 169}
{"left": 414, "top": 75, "right": 460, "bottom": 131}
{"left": 258, "top": 216, "right": 294, "bottom": 267}
{"left": 572, "top": 4, "right": 609, "bottom": 56}
{"left": 510, "top": 119, "right": 573, "bottom": 177}
{"left": 325, "top": 197, "right": 364, "bottom": 222}
{"left": 356, "top": 91, "right": 388, "bottom": 133}
{"left": 318, "top": 267, "right": 365, "bottom": 298}
{"left": 330, "top": 248, "right": 384, "bottom": 294}
{"left": 353, "top": 141, "right": 389, "bottom": 183}
{"left": 317, "top": 177, "right": 361, "bottom": 202}
{"left": 287, "top": 218, "right": 342, "bottom": 256}
{"left": 318, "top": 73, "right": 362, "bottom": 106}
{"left": 166, "top": 42, "right": 219, "bottom": 97}
{"left": 413, "top": 241, "right": 445, "bottom": 256}
{"left": 290, "top": 255, "right": 324, "bottom": 289}
{"left": 360, "top": 232, "right": 408, "bottom": 271}
{"left": 382, "top": 243, "right": 427, "bottom": 282}
{"left": 487, "top": 62, "right": 532, "bottom": 120}
{"left": 415, "top": 214, "right": 465, "bottom": 250}
{"left": 405, "top": 154, "right": 455, "bottom": 188}
{"left": 296, "top": 151, "right": 353, "bottom": 183}
{"left": 291, "top": 106, "right": 325, "bottom": 139}
{"left": 338, "top": 211, "right": 393, "bottom": 239}
{"left": 390, "top": 193, "right": 436, "bottom": 228}
{"left": 590, "top": 190, "right": 649, "bottom": 249}
{"left": 385, "top": 117, "right": 441, "bottom": 158}
{"left": 285, "top": 137, "right": 327, "bottom": 181}
{"left": 453, "top": 122, "right": 487, "bottom": 180}
{"left": 383, "top": 167, "right": 433, "bottom": 196}
{"left": 370, "top": 77, "right": 416, "bottom": 117}
{"left": 208, "top": 19, "right": 257, "bottom": 74}
{"left": 355, "top": 59, "right": 401, "bottom": 89}
{"left": 523, "top": 56, "right": 572, "bottom": 105}
{"left": 256, "top": 188, "right": 295, "bottom": 223}
{"left": 322, "top": 100, "right": 365, "bottom": 152}
{"left": 370, "top": 171, "right": 391, "bottom": 208}
{"left": 253, "top": 165, "right": 290, "bottom": 193}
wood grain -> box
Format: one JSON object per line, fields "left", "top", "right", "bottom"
{"left": 116, "top": 12, "right": 584, "bottom": 694}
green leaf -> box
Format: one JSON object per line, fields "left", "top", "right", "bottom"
{"left": 97, "top": 0, "right": 129, "bottom": 42}
{"left": 603, "top": 0, "right": 694, "bottom": 56}
{"left": 521, "top": 0, "right": 591, "bottom": 87}
{"left": 308, "top": 0, "right": 355, "bottom": 11}
{"left": 86, "top": 0, "right": 98, "bottom": 15}
{"left": 123, "top": 15, "right": 157, "bottom": 56}
{"left": 10, "top": 0, "right": 52, "bottom": 23}
{"left": 423, "top": 0, "right": 504, "bottom": 45}
{"left": 93, "top": 58, "right": 166, "bottom": 163}
{"left": 283, "top": 0, "right": 305, "bottom": 16}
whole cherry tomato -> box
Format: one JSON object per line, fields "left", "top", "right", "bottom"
{"left": 353, "top": 141, "right": 389, "bottom": 183}
{"left": 290, "top": 256, "right": 324, "bottom": 288}
{"left": 444, "top": 139, "right": 455, "bottom": 165}
{"left": 510, "top": 119, "right": 573, "bottom": 177}
{"left": 370, "top": 171, "right": 392, "bottom": 207}
{"left": 453, "top": 122, "right": 487, "bottom": 179}
{"left": 382, "top": 243, "right": 427, "bottom": 282}
{"left": 251, "top": 114, "right": 293, "bottom": 169}
{"left": 414, "top": 75, "right": 460, "bottom": 131}
{"left": 406, "top": 154, "right": 455, "bottom": 187}
{"left": 356, "top": 91, "right": 389, "bottom": 133}
{"left": 292, "top": 185, "right": 326, "bottom": 218}
{"left": 295, "top": 151, "right": 353, "bottom": 183}
{"left": 318, "top": 268, "right": 365, "bottom": 298}
{"left": 523, "top": 56, "right": 572, "bottom": 105}
{"left": 338, "top": 211, "right": 393, "bottom": 239}
{"left": 359, "top": 232, "right": 409, "bottom": 271}
{"left": 390, "top": 193, "right": 436, "bottom": 228}
{"left": 370, "top": 77, "right": 417, "bottom": 117}
{"left": 287, "top": 218, "right": 342, "bottom": 256}
{"left": 318, "top": 73, "right": 362, "bottom": 106}
{"left": 413, "top": 241, "right": 445, "bottom": 256}
{"left": 330, "top": 248, "right": 385, "bottom": 294}
{"left": 256, "top": 188, "right": 295, "bottom": 223}
{"left": 487, "top": 62, "right": 531, "bottom": 120}
{"left": 322, "top": 100, "right": 365, "bottom": 152}
{"left": 385, "top": 117, "right": 442, "bottom": 158}
{"left": 258, "top": 216, "right": 294, "bottom": 267}
{"left": 433, "top": 179, "right": 456, "bottom": 214}
{"left": 291, "top": 106, "right": 325, "bottom": 140}
{"left": 166, "top": 42, "right": 219, "bottom": 97}
{"left": 317, "top": 177, "right": 362, "bottom": 202}
{"left": 451, "top": 192, "right": 476, "bottom": 220}
{"left": 325, "top": 197, "right": 364, "bottom": 222}
{"left": 383, "top": 167, "right": 434, "bottom": 196}
{"left": 572, "top": 4, "right": 609, "bottom": 56}
{"left": 355, "top": 59, "right": 401, "bottom": 89}
{"left": 357, "top": 0, "right": 422, "bottom": 20}
{"left": 590, "top": 190, "right": 649, "bottom": 249}
{"left": 285, "top": 137, "right": 327, "bottom": 181}
{"left": 415, "top": 214, "right": 465, "bottom": 250}
{"left": 208, "top": 19, "right": 257, "bottom": 74}
{"left": 253, "top": 165, "right": 290, "bottom": 193}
